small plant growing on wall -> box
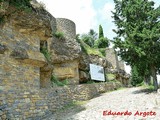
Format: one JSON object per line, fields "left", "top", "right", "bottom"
{"left": 53, "top": 31, "right": 65, "bottom": 40}
{"left": 51, "top": 75, "right": 68, "bottom": 87}
{"left": 40, "top": 47, "right": 51, "bottom": 61}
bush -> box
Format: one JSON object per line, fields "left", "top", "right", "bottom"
{"left": 51, "top": 75, "right": 68, "bottom": 87}
{"left": 99, "top": 48, "right": 106, "bottom": 57}
{"left": 9, "top": 0, "right": 32, "bottom": 10}
{"left": 94, "top": 37, "right": 109, "bottom": 48}
{"left": 54, "top": 31, "right": 65, "bottom": 39}
{"left": 40, "top": 47, "right": 51, "bottom": 61}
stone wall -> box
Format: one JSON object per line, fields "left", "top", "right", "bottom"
{"left": 106, "top": 48, "right": 125, "bottom": 71}
{"left": 0, "top": 22, "right": 46, "bottom": 90}
{"left": 106, "top": 48, "right": 119, "bottom": 69}
{"left": 0, "top": 82, "right": 122, "bottom": 119}
{"left": 119, "top": 60, "right": 125, "bottom": 70}
{"left": 49, "top": 18, "right": 81, "bottom": 83}
{"left": 56, "top": 18, "right": 76, "bottom": 40}
{"left": 53, "top": 60, "right": 79, "bottom": 84}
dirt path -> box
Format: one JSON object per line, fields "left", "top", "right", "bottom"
{"left": 44, "top": 87, "right": 160, "bottom": 120}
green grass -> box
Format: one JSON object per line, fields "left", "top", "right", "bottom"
{"left": 79, "top": 40, "right": 104, "bottom": 57}
{"left": 53, "top": 31, "right": 65, "bottom": 39}
{"left": 40, "top": 47, "right": 51, "bottom": 61}
{"left": 108, "top": 79, "right": 121, "bottom": 83}
{"left": 99, "top": 48, "right": 106, "bottom": 57}
{"left": 106, "top": 74, "right": 116, "bottom": 81}
{"left": 51, "top": 75, "right": 68, "bottom": 87}
{"left": 141, "top": 84, "right": 155, "bottom": 91}
{"left": 86, "top": 80, "right": 95, "bottom": 84}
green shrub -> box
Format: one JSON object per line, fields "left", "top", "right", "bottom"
{"left": 99, "top": 48, "right": 106, "bottom": 57}
{"left": 54, "top": 31, "right": 65, "bottom": 39}
{"left": 94, "top": 37, "right": 109, "bottom": 48}
{"left": 106, "top": 73, "right": 116, "bottom": 81}
{"left": 40, "top": 47, "right": 51, "bottom": 61}
{"left": 9, "top": 0, "right": 32, "bottom": 11}
{"left": 51, "top": 75, "right": 68, "bottom": 87}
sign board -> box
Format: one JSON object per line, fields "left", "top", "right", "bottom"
{"left": 89, "top": 64, "right": 105, "bottom": 81}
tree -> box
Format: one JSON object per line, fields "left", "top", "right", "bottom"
{"left": 94, "top": 25, "right": 109, "bottom": 48}
{"left": 131, "top": 65, "right": 143, "bottom": 86}
{"left": 99, "top": 25, "right": 104, "bottom": 39}
{"left": 94, "top": 37, "right": 110, "bottom": 48}
{"left": 81, "top": 29, "right": 97, "bottom": 47}
{"left": 112, "top": 0, "right": 160, "bottom": 90}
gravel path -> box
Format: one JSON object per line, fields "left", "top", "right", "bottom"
{"left": 44, "top": 87, "right": 160, "bottom": 120}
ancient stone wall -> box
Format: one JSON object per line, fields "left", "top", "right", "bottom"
{"left": 53, "top": 60, "right": 79, "bottom": 84}
{"left": 49, "top": 18, "right": 81, "bottom": 84}
{"left": 0, "top": 23, "right": 46, "bottom": 90}
{"left": 106, "top": 48, "right": 119, "bottom": 69}
{"left": 56, "top": 18, "right": 76, "bottom": 40}
{"left": 106, "top": 48, "right": 125, "bottom": 71}
{"left": 119, "top": 60, "right": 125, "bottom": 70}
{"left": 0, "top": 82, "right": 122, "bottom": 119}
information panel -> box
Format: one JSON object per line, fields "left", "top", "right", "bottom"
{"left": 89, "top": 64, "right": 105, "bottom": 81}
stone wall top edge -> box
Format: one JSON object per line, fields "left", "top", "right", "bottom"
{"left": 56, "top": 18, "right": 76, "bottom": 25}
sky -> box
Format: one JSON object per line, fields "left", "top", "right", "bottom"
{"left": 37, "top": 0, "right": 159, "bottom": 40}
{"left": 37, "top": 0, "right": 159, "bottom": 74}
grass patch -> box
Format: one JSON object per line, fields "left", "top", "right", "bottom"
{"left": 106, "top": 73, "right": 116, "bottom": 81}
{"left": 141, "top": 84, "right": 155, "bottom": 91}
{"left": 86, "top": 80, "right": 95, "bottom": 84}
{"left": 53, "top": 31, "right": 65, "bottom": 39}
{"left": 40, "top": 47, "right": 51, "bottom": 61}
{"left": 51, "top": 75, "right": 68, "bottom": 87}
{"left": 108, "top": 79, "right": 121, "bottom": 83}
{"left": 79, "top": 40, "right": 104, "bottom": 57}
{"left": 99, "top": 48, "right": 106, "bottom": 57}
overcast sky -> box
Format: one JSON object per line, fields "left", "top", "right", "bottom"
{"left": 37, "top": 0, "right": 159, "bottom": 40}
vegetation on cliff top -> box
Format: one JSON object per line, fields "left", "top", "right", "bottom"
{"left": 78, "top": 39, "right": 104, "bottom": 57}
{"left": 0, "top": 0, "right": 33, "bottom": 23}
{"left": 76, "top": 25, "right": 110, "bottom": 57}
{"left": 0, "top": 0, "right": 32, "bottom": 10}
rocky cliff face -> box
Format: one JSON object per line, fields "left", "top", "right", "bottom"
{"left": 0, "top": 0, "right": 82, "bottom": 88}
{"left": 0, "top": 1, "right": 129, "bottom": 119}
{"left": 50, "top": 18, "right": 81, "bottom": 63}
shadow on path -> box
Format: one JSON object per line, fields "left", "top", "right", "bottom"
{"left": 132, "top": 87, "right": 156, "bottom": 94}
{"left": 43, "top": 102, "right": 87, "bottom": 120}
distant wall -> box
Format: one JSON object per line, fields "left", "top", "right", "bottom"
{"left": 106, "top": 48, "right": 119, "bottom": 69}
{"left": 106, "top": 48, "right": 125, "bottom": 71}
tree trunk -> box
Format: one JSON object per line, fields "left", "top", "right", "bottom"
{"left": 151, "top": 65, "right": 158, "bottom": 90}
{"left": 144, "top": 75, "right": 151, "bottom": 86}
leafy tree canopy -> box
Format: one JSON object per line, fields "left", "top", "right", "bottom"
{"left": 112, "top": 0, "right": 160, "bottom": 90}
